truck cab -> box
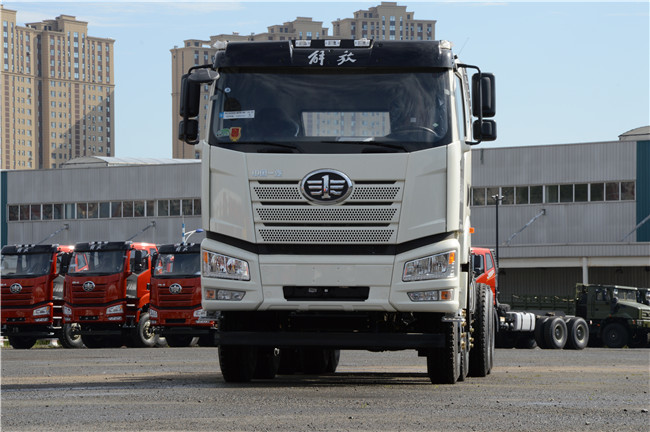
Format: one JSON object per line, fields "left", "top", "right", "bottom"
{"left": 63, "top": 241, "right": 158, "bottom": 348}
{"left": 576, "top": 283, "right": 650, "bottom": 348}
{"left": 150, "top": 243, "right": 217, "bottom": 347}
{"left": 1, "top": 244, "right": 79, "bottom": 349}
{"left": 179, "top": 39, "right": 497, "bottom": 384}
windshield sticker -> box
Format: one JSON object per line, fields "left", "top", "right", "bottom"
{"left": 220, "top": 110, "right": 255, "bottom": 119}
{"left": 229, "top": 127, "right": 242, "bottom": 142}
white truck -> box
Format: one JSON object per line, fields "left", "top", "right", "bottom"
{"left": 179, "top": 39, "right": 497, "bottom": 384}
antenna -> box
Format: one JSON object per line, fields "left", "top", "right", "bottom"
{"left": 457, "top": 37, "right": 470, "bottom": 57}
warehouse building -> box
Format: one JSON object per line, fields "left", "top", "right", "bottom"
{"left": 2, "top": 128, "right": 649, "bottom": 296}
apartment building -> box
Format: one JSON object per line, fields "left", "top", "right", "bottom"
{"left": 1, "top": 7, "right": 114, "bottom": 170}
{"left": 331, "top": 2, "right": 435, "bottom": 41}
{"left": 171, "top": 2, "right": 435, "bottom": 159}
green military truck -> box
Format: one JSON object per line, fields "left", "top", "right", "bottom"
{"left": 505, "top": 284, "right": 650, "bottom": 349}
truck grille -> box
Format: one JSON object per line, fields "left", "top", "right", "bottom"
{"left": 155, "top": 289, "right": 196, "bottom": 308}
{"left": 251, "top": 181, "right": 402, "bottom": 244}
{"left": 1, "top": 284, "right": 35, "bottom": 306}
{"left": 70, "top": 284, "right": 108, "bottom": 304}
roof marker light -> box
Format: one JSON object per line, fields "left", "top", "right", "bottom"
{"left": 325, "top": 40, "right": 341, "bottom": 47}
{"left": 295, "top": 40, "right": 311, "bottom": 47}
{"left": 355, "top": 38, "right": 371, "bottom": 47}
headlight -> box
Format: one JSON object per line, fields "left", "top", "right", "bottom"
{"left": 63, "top": 305, "right": 72, "bottom": 316}
{"left": 33, "top": 306, "right": 51, "bottom": 316}
{"left": 193, "top": 309, "right": 207, "bottom": 318}
{"left": 202, "top": 251, "right": 250, "bottom": 281}
{"left": 149, "top": 308, "right": 158, "bottom": 318}
{"left": 204, "top": 288, "right": 245, "bottom": 301}
{"left": 403, "top": 251, "right": 456, "bottom": 282}
{"left": 106, "top": 305, "right": 124, "bottom": 315}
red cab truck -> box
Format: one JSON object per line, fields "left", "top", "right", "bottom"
{"left": 1, "top": 244, "right": 82, "bottom": 349}
{"left": 63, "top": 241, "right": 158, "bottom": 348}
{"left": 150, "top": 243, "right": 217, "bottom": 347}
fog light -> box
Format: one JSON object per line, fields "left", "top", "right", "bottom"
{"left": 204, "top": 288, "right": 245, "bottom": 301}
{"left": 407, "top": 290, "right": 452, "bottom": 302}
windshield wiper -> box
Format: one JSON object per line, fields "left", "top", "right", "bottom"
{"left": 249, "top": 142, "right": 302, "bottom": 153}
{"left": 322, "top": 139, "right": 408, "bottom": 152}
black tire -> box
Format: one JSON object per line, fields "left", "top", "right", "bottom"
{"left": 165, "top": 334, "right": 194, "bottom": 347}
{"left": 544, "top": 316, "right": 567, "bottom": 349}
{"left": 301, "top": 348, "right": 330, "bottom": 375}
{"left": 59, "top": 323, "right": 84, "bottom": 349}
{"left": 325, "top": 349, "right": 340, "bottom": 374}
{"left": 81, "top": 335, "right": 105, "bottom": 349}
{"left": 515, "top": 333, "right": 537, "bottom": 349}
{"left": 602, "top": 322, "right": 629, "bottom": 348}
{"left": 565, "top": 317, "right": 589, "bottom": 350}
{"left": 534, "top": 316, "right": 550, "bottom": 349}
{"left": 254, "top": 347, "right": 281, "bottom": 379}
{"left": 427, "top": 321, "right": 459, "bottom": 384}
{"left": 218, "top": 345, "right": 257, "bottom": 382}
{"left": 131, "top": 312, "right": 158, "bottom": 348}
{"left": 8, "top": 336, "right": 37, "bottom": 349}
{"left": 469, "top": 283, "right": 493, "bottom": 377}
{"left": 277, "top": 348, "right": 301, "bottom": 375}
{"left": 197, "top": 333, "right": 216, "bottom": 347}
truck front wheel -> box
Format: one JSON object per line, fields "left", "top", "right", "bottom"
{"left": 8, "top": 336, "right": 37, "bottom": 349}
{"left": 602, "top": 322, "right": 628, "bottom": 348}
{"left": 59, "top": 323, "right": 84, "bottom": 348}
{"left": 131, "top": 312, "right": 158, "bottom": 348}
{"left": 219, "top": 345, "right": 257, "bottom": 382}
{"left": 469, "top": 283, "right": 494, "bottom": 377}
{"left": 427, "top": 321, "right": 460, "bottom": 384}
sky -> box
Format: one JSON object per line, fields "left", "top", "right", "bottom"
{"left": 4, "top": 1, "right": 649, "bottom": 158}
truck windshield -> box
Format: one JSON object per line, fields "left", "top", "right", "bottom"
{"left": 210, "top": 69, "right": 451, "bottom": 153}
{"left": 68, "top": 250, "right": 124, "bottom": 276}
{"left": 153, "top": 253, "right": 200, "bottom": 278}
{"left": 1, "top": 253, "right": 52, "bottom": 278}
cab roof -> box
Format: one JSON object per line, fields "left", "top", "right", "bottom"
{"left": 214, "top": 39, "right": 454, "bottom": 69}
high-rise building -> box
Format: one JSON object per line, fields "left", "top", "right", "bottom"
{"left": 171, "top": 2, "right": 435, "bottom": 159}
{"left": 1, "top": 7, "right": 115, "bottom": 170}
{"left": 331, "top": 2, "right": 435, "bottom": 41}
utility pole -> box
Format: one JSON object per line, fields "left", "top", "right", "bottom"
{"left": 491, "top": 193, "right": 503, "bottom": 268}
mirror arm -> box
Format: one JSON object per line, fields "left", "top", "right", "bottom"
{"left": 457, "top": 63, "right": 482, "bottom": 145}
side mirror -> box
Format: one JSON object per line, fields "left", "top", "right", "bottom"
{"left": 132, "top": 250, "right": 145, "bottom": 273}
{"left": 58, "top": 253, "right": 72, "bottom": 276}
{"left": 472, "top": 73, "right": 496, "bottom": 118}
{"left": 179, "top": 67, "right": 218, "bottom": 145}
{"left": 473, "top": 119, "right": 497, "bottom": 142}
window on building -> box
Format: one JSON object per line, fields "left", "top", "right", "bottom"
{"left": 621, "top": 181, "right": 635, "bottom": 200}
{"left": 158, "top": 200, "right": 169, "bottom": 217}
{"left": 193, "top": 199, "right": 201, "bottom": 215}
{"left": 472, "top": 187, "right": 486, "bottom": 206}
{"left": 515, "top": 186, "right": 529, "bottom": 205}
{"left": 590, "top": 183, "right": 604, "bottom": 201}
{"left": 170, "top": 199, "right": 181, "bottom": 216}
{"left": 545, "top": 185, "right": 559, "bottom": 203}
{"left": 134, "top": 201, "right": 145, "bottom": 217}
{"left": 111, "top": 201, "right": 122, "bottom": 218}
{"left": 605, "top": 182, "right": 619, "bottom": 201}
{"left": 88, "top": 202, "right": 99, "bottom": 218}
{"left": 560, "top": 184, "right": 573, "bottom": 203}
{"left": 122, "top": 201, "right": 134, "bottom": 218}
{"left": 501, "top": 187, "right": 514, "bottom": 205}
{"left": 99, "top": 202, "right": 110, "bottom": 218}
{"left": 574, "top": 184, "right": 588, "bottom": 202}
{"left": 76, "top": 203, "right": 87, "bottom": 219}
